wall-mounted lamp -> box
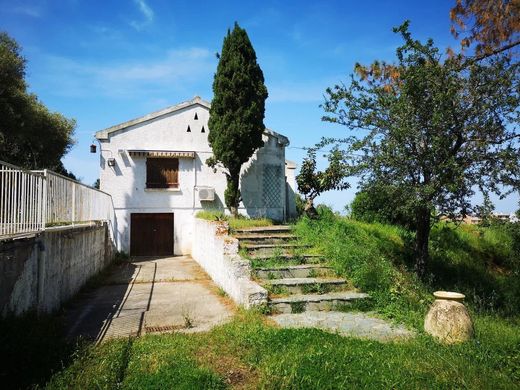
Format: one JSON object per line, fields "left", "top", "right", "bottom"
{"left": 90, "top": 144, "right": 97, "bottom": 153}
{"left": 107, "top": 158, "right": 116, "bottom": 167}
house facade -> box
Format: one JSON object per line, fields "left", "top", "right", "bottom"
{"left": 95, "top": 96, "right": 297, "bottom": 256}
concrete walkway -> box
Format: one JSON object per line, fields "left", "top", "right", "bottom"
{"left": 65, "top": 256, "right": 233, "bottom": 342}
{"left": 272, "top": 312, "right": 415, "bottom": 342}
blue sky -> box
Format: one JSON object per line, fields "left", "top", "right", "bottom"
{"left": 1, "top": 0, "right": 518, "bottom": 213}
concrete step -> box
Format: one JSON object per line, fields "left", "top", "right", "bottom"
{"left": 241, "top": 243, "right": 310, "bottom": 250}
{"left": 248, "top": 253, "right": 323, "bottom": 262}
{"left": 234, "top": 233, "right": 297, "bottom": 245}
{"left": 233, "top": 225, "right": 293, "bottom": 234}
{"left": 269, "top": 291, "right": 370, "bottom": 314}
{"left": 243, "top": 243, "right": 311, "bottom": 258}
{"left": 254, "top": 264, "right": 334, "bottom": 279}
{"left": 263, "top": 277, "right": 348, "bottom": 295}
{"left": 234, "top": 233, "right": 296, "bottom": 240}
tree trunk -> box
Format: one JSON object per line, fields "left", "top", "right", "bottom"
{"left": 304, "top": 198, "right": 319, "bottom": 219}
{"left": 225, "top": 168, "right": 241, "bottom": 218}
{"left": 415, "top": 207, "right": 431, "bottom": 278}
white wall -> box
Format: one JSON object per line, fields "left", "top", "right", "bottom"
{"left": 99, "top": 103, "right": 288, "bottom": 254}
{"left": 191, "top": 218, "right": 267, "bottom": 307}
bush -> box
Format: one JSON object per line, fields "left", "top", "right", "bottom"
{"left": 348, "top": 186, "right": 415, "bottom": 229}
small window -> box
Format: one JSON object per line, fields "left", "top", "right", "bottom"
{"left": 146, "top": 158, "right": 179, "bottom": 188}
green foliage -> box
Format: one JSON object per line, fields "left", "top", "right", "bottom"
{"left": 296, "top": 146, "right": 349, "bottom": 216}
{"left": 322, "top": 22, "right": 519, "bottom": 274}
{"left": 195, "top": 209, "right": 273, "bottom": 230}
{"left": 195, "top": 209, "right": 227, "bottom": 222}
{"left": 349, "top": 185, "right": 415, "bottom": 229}
{"left": 295, "top": 209, "right": 520, "bottom": 321}
{"left": 207, "top": 22, "right": 268, "bottom": 215}
{"left": 0, "top": 32, "right": 76, "bottom": 170}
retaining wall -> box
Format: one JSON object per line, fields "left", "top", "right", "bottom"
{"left": 0, "top": 223, "right": 115, "bottom": 316}
{"left": 191, "top": 218, "right": 267, "bottom": 308}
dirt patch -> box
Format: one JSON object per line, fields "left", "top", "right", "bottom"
{"left": 195, "top": 347, "right": 259, "bottom": 389}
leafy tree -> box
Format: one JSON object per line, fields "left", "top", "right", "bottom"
{"left": 322, "top": 22, "right": 519, "bottom": 276}
{"left": 0, "top": 32, "right": 75, "bottom": 170}
{"left": 296, "top": 147, "right": 349, "bottom": 218}
{"left": 207, "top": 23, "right": 268, "bottom": 216}
{"left": 450, "top": 0, "right": 520, "bottom": 59}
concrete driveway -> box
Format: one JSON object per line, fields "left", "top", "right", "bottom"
{"left": 64, "top": 256, "right": 233, "bottom": 342}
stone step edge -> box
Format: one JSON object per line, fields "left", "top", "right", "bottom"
{"left": 254, "top": 264, "right": 332, "bottom": 271}
{"left": 234, "top": 234, "right": 297, "bottom": 240}
{"left": 242, "top": 243, "right": 310, "bottom": 249}
{"left": 263, "top": 277, "right": 347, "bottom": 286}
{"left": 269, "top": 291, "right": 369, "bottom": 304}
{"left": 249, "top": 253, "right": 322, "bottom": 260}
{"left": 233, "top": 226, "right": 292, "bottom": 233}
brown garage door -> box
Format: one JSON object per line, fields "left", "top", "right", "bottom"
{"left": 130, "top": 213, "right": 174, "bottom": 256}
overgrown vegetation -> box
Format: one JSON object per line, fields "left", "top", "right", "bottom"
{"left": 195, "top": 209, "right": 273, "bottom": 231}
{"left": 295, "top": 206, "right": 520, "bottom": 326}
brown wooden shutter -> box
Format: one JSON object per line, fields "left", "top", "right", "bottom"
{"left": 146, "top": 158, "right": 179, "bottom": 188}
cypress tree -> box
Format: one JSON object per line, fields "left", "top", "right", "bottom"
{"left": 207, "top": 22, "right": 268, "bottom": 217}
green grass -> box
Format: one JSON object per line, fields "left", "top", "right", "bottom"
{"left": 195, "top": 210, "right": 273, "bottom": 231}
{"left": 40, "top": 311, "right": 520, "bottom": 389}
{"left": 294, "top": 206, "right": 520, "bottom": 326}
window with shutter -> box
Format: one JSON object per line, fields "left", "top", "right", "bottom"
{"left": 146, "top": 158, "right": 179, "bottom": 188}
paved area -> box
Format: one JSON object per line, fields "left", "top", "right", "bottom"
{"left": 272, "top": 311, "right": 415, "bottom": 342}
{"left": 65, "top": 256, "right": 233, "bottom": 342}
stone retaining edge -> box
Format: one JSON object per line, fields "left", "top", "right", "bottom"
{"left": 191, "top": 218, "right": 268, "bottom": 308}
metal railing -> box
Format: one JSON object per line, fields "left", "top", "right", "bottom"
{"left": 1, "top": 160, "right": 114, "bottom": 238}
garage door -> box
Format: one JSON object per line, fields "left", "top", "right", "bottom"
{"left": 130, "top": 213, "right": 174, "bottom": 256}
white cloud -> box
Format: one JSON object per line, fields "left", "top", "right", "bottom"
{"left": 35, "top": 47, "right": 214, "bottom": 99}
{"left": 130, "top": 0, "right": 154, "bottom": 30}
{"left": 13, "top": 4, "right": 42, "bottom": 18}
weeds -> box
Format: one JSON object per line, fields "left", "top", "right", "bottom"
{"left": 290, "top": 302, "right": 306, "bottom": 313}
{"left": 216, "top": 287, "right": 228, "bottom": 297}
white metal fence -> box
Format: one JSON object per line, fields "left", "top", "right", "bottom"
{"left": 1, "top": 160, "right": 114, "bottom": 238}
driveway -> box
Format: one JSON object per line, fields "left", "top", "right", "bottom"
{"left": 64, "top": 256, "right": 233, "bottom": 342}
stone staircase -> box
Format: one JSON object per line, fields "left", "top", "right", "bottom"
{"left": 233, "top": 225, "right": 369, "bottom": 314}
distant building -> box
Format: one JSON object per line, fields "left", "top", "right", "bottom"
{"left": 461, "top": 213, "right": 518, "bottom": 225}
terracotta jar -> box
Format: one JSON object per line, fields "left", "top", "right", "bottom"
{"left": 424, "top": 291, "right": 473, "bottom": 344}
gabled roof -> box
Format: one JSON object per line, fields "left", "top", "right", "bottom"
{"left": 94, "top": 96, "right": 289, "bottom": 146}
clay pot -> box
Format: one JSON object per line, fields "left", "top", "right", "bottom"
{"left": 424, "top": 291, "right": 473, "bottom": 344}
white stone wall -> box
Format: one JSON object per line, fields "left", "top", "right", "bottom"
{"left": 98, "top": 102, "right": 288, "bottom": 254}
{"left": 191, "top": 218, "right": 267, "bottom": 308}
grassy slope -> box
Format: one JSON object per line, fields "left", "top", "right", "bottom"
{"left": 5, "top": 210, "right": 520, "bottom": 389}
{"left": 294, "top": 207, "right": 520, "bottom": 326}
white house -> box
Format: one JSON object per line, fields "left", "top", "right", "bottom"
{"left": 94, "top": 96, "right": 297, "bottom": 256}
